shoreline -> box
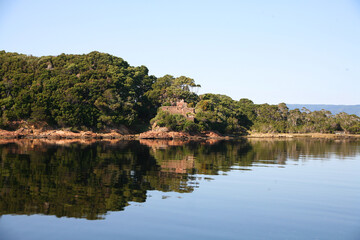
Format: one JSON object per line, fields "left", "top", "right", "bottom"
{"left": 246, "top": 133, "right": 360, "bottom": 139}
{"left": 1, "top": 128, "right": 359, "bottom": 140}
{"left": 0, "top": 128, "right": 137, "bottom": 140}
{"left": 0, "top": 128, "right": 230, "bottom": 140}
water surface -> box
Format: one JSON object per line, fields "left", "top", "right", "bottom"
{"left": 0, "top": 139, "right": 359, "bottom": 239}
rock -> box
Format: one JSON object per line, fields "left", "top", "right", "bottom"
{"left": 139, "top": 130, "right": 190, "bottom": 139}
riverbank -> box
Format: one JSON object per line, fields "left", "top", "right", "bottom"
{"left": 1, "top": 128, "right": 359, "bottom": 140}
{"left": 0, "top": 128, "right": 136, "bottom": 140}
{"left": 0, "top": 128, "right": 231, "bottom": 140}
{"left": 246, "top": 133, "right": 360, "bottom": 139}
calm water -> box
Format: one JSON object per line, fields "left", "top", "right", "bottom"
{"left": 0, "top": 139, "right": 359, "bottom": 240}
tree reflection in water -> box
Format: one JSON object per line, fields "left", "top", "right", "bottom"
{"left": 0, "top": 138, "right": 358, "bottom": 219}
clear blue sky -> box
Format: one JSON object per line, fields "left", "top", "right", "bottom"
{"left": 1, "top": 0, "right": 359, "bottom": 104}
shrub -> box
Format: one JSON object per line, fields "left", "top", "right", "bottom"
{"left": 150, "top": 110, "right": 200, "bottom": 133}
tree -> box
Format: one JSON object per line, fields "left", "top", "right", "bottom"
{"left": 195, "top": 94, "right": 248, "bottom": 134}
{"left": 145, "top": 75, "right": 200, "bottom": 107}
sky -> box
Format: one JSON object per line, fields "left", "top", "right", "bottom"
{"left": 0, "top": 0, "right": 359, "bottom": 105}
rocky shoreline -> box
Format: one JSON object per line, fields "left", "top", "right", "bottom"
{"left": 0, "top": 128, "right": 230, "bottom": 140}
{"left": 0, "top": 128, "right": 136, "bottom": 140}
{"left": 1, "top": 128, "right": 359, "bottom": 140}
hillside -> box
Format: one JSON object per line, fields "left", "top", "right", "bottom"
{"left": 1, "top": 50, "right": 360, "bottom": 135}
{"left": 0, "top": 51, "right": 199, "bottom": 132}
{"left": 0, "top": 50, "right": 157, "bottom": 130}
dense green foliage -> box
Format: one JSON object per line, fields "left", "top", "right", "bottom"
{"left": 0, "top": 51, "right": 155, "bottom": 130}
{"left": 1, "top": 50, "right": 359, "bottom": 134}
{"left": 151, "top": 94, "right": 360, "bottom": 134}
{"left": 249, "top": 104, "right": 360, "bottom": 134}
{"left": 145, "top": 74, "right": 200, "bottom": 107}
{"left": 150, "top": 109, "right": 199, "bottom": 133}
{"left": 194, "top": 94, "right": 250, "bottom": 134}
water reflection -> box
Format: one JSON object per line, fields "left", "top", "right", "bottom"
{"left": 0, "top": 138, "right": 359, "bottom": 220}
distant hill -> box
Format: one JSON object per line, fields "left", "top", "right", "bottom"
{"left": 287, "top": 104, "right": 360, "bottom": 116}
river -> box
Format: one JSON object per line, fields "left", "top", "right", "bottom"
{"left": 0, "top": 139, "right": 359, "bottom": 240}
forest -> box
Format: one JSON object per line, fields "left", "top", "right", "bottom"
{"left": 1, "top": 50, "right": 359, "bottom": 134}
